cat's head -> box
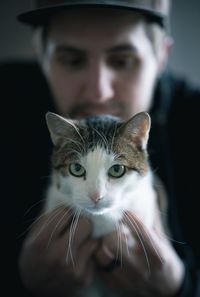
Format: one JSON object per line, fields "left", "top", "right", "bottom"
{"left": 45, "top": 112, "right": 151, "bottom": 215}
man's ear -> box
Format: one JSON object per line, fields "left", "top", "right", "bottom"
{"left": 31, "top": 28, "right": 50, "bottom": 78}
{"left": 158, "top": 35, "right": 173, "bottom": 74}
{"left": 31, "top": 28, "right": 44, "bottom": 64}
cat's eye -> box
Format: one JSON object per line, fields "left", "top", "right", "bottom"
{"left": 108, "top": 165, "right": 126, "bottom": 178}
{"left": 69, "top": 163, "right": 86, "bottom": 177}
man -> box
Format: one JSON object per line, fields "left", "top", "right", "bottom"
{"left": 3, "top": 0, "right": 200, "bottom": 296}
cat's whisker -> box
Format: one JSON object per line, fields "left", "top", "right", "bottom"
{"left": 156, "top": 228, "right": 186, "bottom": 245}
{"left": 46, "top": 207, "right": 73, "bottom": 249}
{"left": 115, "top": 220, "right": 123, "bottom": 266}
{"left": 66, "top": 208, "right": 82, "bottom": 267}
{"left": 67, "top": 210, "right": 81, "bottom": 267}
{"left": 159, "top": 232, "right": 186, "bottom": 245}
{"left": 121, "top": 212, "right": 131, "bottom": 258}
{"left": 133, "top": 213, "right": 164, "bottom": 266}
{"left": 32, "top": 206, "right": 69, "bottom": 241}
{"left": 124, "top": 212, "right": 151, "bottom": 274}
{"left": 17, "top": 204, "right": 58, "bottom": 239}
{"left": 66, "top": 212, "right": 76, "bottom": 266}
{"left": 124, "top": 231, "right": 131, "bottom": 258}
{"left": 154, "top": 209, "right": 186, "bottom": 245}
{"left": 23, "top": 199, "right": 47, "bottom": 216}
{"left": 70, "top": 208, "right": 82, "bottom": 242}
{"left": 118, "top": 221, "right": 123, "bottom": 267}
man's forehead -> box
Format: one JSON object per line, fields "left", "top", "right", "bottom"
{"left": 43, "top": 8, "right": 154, "bottom": 56}
{"left": 52, "top": 43, "right": 139, "bottom": 55}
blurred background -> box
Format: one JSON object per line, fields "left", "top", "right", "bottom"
{"left": 0, "top": 0, "right": 199, "bottom": 84}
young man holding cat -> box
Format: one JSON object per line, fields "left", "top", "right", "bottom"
{"left": 3, "top": 0, "right": 200, "bottom": 296}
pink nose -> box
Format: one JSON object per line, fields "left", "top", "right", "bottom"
{"left": 89, "top": 193, "right": 102, "bottom": 204}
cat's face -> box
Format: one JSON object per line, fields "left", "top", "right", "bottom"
{"left": 46, "top": 112, "right": 151, "bottom": 215}
{"left": 56, "top": 146, "right": 144, "bottom": 215}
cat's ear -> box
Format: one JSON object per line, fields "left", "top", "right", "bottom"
{"left": 45, "top": 112, "right": 78, "bottom": 146}
{"left": 119, "top": 112, "right": 151, "bottom": 150}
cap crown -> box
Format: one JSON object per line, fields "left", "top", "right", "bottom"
{"left": 18, "top": 0, "right": 170, "bottom": 26}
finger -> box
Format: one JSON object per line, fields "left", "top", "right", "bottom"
{"left": 68, "top": 215, "right": 93, "bottom": 248}
{"left": 29, "top": 206, "right": 73, "bottom": 241}
{"left": 95, "top": 232, "right": 124, "bottom": 272}
{"left": 42, "top": 212, "right": 93, "bottom": 251}
{"left": 73, "top": 239, "right": 98, "bottom": 277}
{"left": 122, "top": 212, "right": 164, "bottom": 267}
{"left": 95, "top": 237, "right": 116, "bottom": 267}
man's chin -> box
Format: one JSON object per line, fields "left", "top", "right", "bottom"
{"left": 69, "top": 103, "right": 122, "bottom": 119}
{"left": 73, "top": 109, "right": 121, "bottom": 119}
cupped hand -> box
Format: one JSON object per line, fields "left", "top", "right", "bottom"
{"left": 19, "top": 206, "right": 98, "bottom": 297}
{"left": 95, "top": 210, "right": 185, "bottom": 297}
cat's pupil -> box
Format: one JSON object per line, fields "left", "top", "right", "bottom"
{"left": 113, "top": 165, "right": 120, "bottom": 172}
{"left": 69, "top": 163, "right": 85, "bottom": 177}
{"left": 75, "top": 164, "right": 81, "bottom": 172}
{"left": 108, "top": 165, "right": 126, "bottom": 178}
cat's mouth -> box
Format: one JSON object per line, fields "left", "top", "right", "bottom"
{"left": 84, "top": 204, "right": 111, "bottom": 215}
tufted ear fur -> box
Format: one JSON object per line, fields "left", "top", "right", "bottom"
{"left": 118, "top": 112, "right": 151, "bottom": 150}
{"left": 45, "top": 112, "right": 79, "bottom": 146}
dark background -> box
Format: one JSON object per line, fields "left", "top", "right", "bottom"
{"left": 0, "top": 0, "right": 200, "bottom": 84}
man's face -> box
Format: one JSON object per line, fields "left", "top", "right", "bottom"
{"left": 41, "top": 8, "right": 166, "bottom": 120}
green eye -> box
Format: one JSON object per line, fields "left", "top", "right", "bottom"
{"left": 108, "top": 165, "right": 126, "bottom": 178}
{"left": 69, "top": 163, "right": 86, "bottom": 177}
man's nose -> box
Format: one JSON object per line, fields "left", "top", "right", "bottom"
{"left": 82, "top": 61, "right": 114, "bottom": 103}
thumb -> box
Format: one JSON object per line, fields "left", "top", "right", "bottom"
{"left": 95, "top": 232, "right": 118, "bottom": 267}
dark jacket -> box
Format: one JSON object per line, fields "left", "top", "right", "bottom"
{"left": 1, "top": 60, "right": 200, "bottom": 296}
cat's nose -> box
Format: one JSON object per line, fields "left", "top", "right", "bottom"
{"left": 89, "top": 192, "right": 103, "bottom": 204}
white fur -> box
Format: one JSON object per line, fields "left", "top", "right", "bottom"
{"left": 45, "top": 146, "right": 156, "bottom": 238}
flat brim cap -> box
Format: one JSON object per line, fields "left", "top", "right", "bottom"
{"left": 17, "top": 0, "right": 169, "bottom": 27}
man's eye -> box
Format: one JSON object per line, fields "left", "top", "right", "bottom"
{"left": 57, "top": 55, "right": 86, "bottom": 69}
{"left": 108, "top": 56, "right": 136, "bottom": 70}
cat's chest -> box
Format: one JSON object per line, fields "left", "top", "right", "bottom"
{"left": 88, "top": 212, "right": 121, "bottom": 238}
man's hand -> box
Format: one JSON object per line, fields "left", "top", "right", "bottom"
{"left": 19, "top": 207, "right": 97, "bottom": 297}
{"left": 95, "top": 210, "right": 185, "bottom": 297}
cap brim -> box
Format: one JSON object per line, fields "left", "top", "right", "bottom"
{"left": 17, "top": 3, "right": 165, "bottom": 27}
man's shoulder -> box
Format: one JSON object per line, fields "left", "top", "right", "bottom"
{"left": 1, "top": 59, "right": 52, "bottom": 114}
{"left": 0, "top": 59, "right": 46, "bottom": 88}
{"left": 161, "top": 71, "right": 200, "bottom": 109}
{"left": 157, "top": 71, "right": 200, "bottom": 127}
{"left": 0, "top": 59, "right": 42, "bottom": 75}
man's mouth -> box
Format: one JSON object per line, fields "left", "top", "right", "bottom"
{"left": 69, "top": 103, "right": 121, "bottom": 119}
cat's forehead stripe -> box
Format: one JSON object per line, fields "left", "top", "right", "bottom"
{"left": 83, "top": 115, "right": 121, "bottom": 150}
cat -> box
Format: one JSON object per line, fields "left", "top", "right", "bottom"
{"left": 44, "top": 111, "right": 159, "bottom": 238}
{"left": 44, "top": 111, "right": 167, "bottom": 296}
